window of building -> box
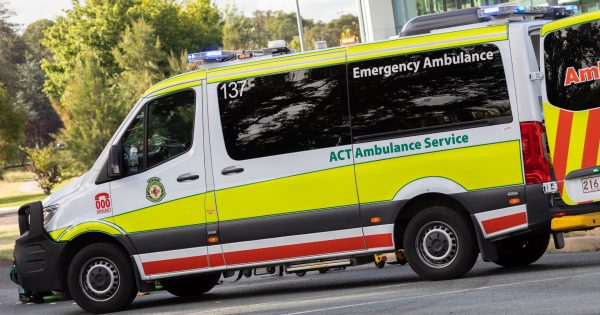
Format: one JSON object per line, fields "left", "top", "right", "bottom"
{"left": 348, "top": 44, "right": 512, "bottom": 140}
{"left": 218, "top": 65, "right": 351, "bottom": 160}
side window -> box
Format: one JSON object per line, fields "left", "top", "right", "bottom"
{"left": 348, "top": 44, "right": 512, "bottom": 140}
{"left": 121, "top": 110, "right": 145, "bottom": 175}
{"left": 217, "top": 65, "right": 351, "bottom": 160}
{"left": 544, "top": 20, "right": 600, "bottom": 111}
{"left": 147, "top": 91, "right": 195, "bottom": 168}
{"left": 119, "top": 90, "right": 195, "bottom": 176}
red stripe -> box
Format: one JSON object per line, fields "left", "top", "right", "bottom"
{"left": 224, "top": 236, "right": 366, "bottom": 265}
{"left": 208, "top": 253, "right": 225, "bottom": 267}
{"left": 481, "top": 212, "right": 527, "bottom": 235}
{"left": 553, "top": 110, "right": 574, "bottom": 192}
{"left": 142, "top": 234, "right": 395, "bottom": 275}
{"left": 365, "top": 233, "right": 394, "bottom": 249}
{"left": 143, "top": 255, "right": 208, "bottom": 275}
{"left": 582, "top": 109, "right": 600, "bottom": 168}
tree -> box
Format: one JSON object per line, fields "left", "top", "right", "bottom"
{"left": 0, "top": 83, "right": 26, "bottom": 178}
{"left": 57, "top": 53, "right": 124, "bottom": 170}
{"left": 221, "top": 9, "right": 359, "bottom": 52}
{"left": 112, "top": 18, "right": 166, "bottom": 105}
{"left": 42, "top": 0, "right": 222, "bottom": 102}
{"left": 23, "top": 144, "right": 63, "bottom": 195}
{"left": 0, "top": 1, "right": 27, "bottom": 96}
{"left": 15, "top": 19, "right": 62, "bottom": 147}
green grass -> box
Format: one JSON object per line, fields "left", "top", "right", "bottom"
{"left": 1, "top": 168, "right": 33, "bottom": 183}
{"left": 0, "top": 177, "right": 78, "bottom": 208}
{"left": 0, "top": 224, "right": 19, "bottom": 260}
{"left": 0, "top": 194, "right": 47, "bottom": 208}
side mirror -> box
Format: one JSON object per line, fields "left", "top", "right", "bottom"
{"left": 108, "top": 144, "right": 122, "bottom": 178}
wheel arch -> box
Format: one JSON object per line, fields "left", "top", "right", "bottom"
{"left": 58, "top": 232, "right": 139, "bottom": 293}
{"left": 393, "top": 192, "right": 472, "bottom": 250}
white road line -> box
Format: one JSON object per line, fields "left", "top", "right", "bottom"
{"left": 283, "top": 271, "right": 600, "bottom": 315}
{"left": 181, "top": 281, "right": 421, "bottom": 315}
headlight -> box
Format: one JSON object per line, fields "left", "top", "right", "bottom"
{"left": 43, "top": 204, "right": 59, "bottom": 226}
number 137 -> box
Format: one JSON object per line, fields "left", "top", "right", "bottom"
{"left": 219, "top": 80, "right": 248, "bottom": 100}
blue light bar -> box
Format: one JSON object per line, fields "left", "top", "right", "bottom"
{"left": 515, "top": 6, "right": 527, "bottom": 13}
{"left": 565, "top": 5, "right": 578, "bottom": 13}
{"left": 204, "top": 50, "right": 225, "bottom": 58}
{"left": 483, "top": 7, "right": 500, "bottom": 14}
{"left": 478, "top": 5, "right": 577, "bottom": 18}
{"left": 187, "top": 53, "right": 202, "bottom": 63}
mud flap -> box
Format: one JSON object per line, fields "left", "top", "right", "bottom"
{"left": 471, "top": 215, "right": 498, "bottom": 262}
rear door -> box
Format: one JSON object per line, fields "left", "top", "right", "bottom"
{"left": 541, "top": 12, "right": 600, "bottom": 204}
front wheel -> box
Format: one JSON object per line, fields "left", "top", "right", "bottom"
{"left": 161, "top": 273, "right": 221, "bottom": 298}
{"left": 403, "top": 207, "right": 479, "bottom": 280}
{"left": 493, "top": 232, "right": 550, "bottom": 267}
{"left": 67, "top": 243, "right": 137, "bottom": 314}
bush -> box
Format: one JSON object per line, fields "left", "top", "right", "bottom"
{"left": 23, "top": 144, "right": 63, "bottom": 195}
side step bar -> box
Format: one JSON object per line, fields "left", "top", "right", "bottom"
{"left": 286, "top": 259, "right": 351, "bottom": 273}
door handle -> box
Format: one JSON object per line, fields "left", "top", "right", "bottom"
{"left": 221, "top": 166, "right": 244, "bottom": 175}
{"left": 177, "top": 173, "right": 200, "bottom": 182}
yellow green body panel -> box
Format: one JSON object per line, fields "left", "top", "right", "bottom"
{"left": 215, "top": 165, "right": 358, "bottom": 222}
{"left": 355, "top": 141, "right": 524, "bottom": 203}
{"left": 48, "top": 227, "right": 69, "bottom": 241}
{"left": 541, "top": 11, "right": 600, "bottom": 36}
{"left": 58, "top": 221, "right": 122, "bottom": 241}
{"left": 142, "top": 70, "right": 206, "bottom": 98}
{"left": 112, "top": 194, "right": 206, "bottom": 233}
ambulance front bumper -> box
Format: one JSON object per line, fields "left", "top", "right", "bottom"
{"left": 13, "top": 202, "right": 66, "bottom": 292}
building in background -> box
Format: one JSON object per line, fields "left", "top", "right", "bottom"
{"left": 358, "top": 0, "right": 600, "bottom": 41}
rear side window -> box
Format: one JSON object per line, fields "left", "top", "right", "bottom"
{"left": 348, "top": 44, "right": 512, "bottom": 140}
{"left": 217, "top": 65, "right": 351, "bottom": 160}
{"left": 544, "top": 20, "right": 600, "bottom": 111}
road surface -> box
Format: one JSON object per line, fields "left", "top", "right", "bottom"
{"left": 2, "top": 252, "right": 600, "bottom": 314}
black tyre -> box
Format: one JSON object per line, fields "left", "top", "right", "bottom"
{"left": 403, "top": 206, "right": 479, "bottom": 280}
{"left": 161, "top": 273, "right": 221, "bottom": 298}
{"left": 67, "top": 243, "right": 137, "bottom": 314}
{"left": 493, "top": 232, "right": 550, "bottom": 267}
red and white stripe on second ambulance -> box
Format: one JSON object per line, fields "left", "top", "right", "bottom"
{"left": 135, "top": 225, "right": 395, "bottom": 279}
{"left": 473, "top": 204, "right": 528, "bottom": 239}
{"left": 544, "top": 105, "right": 600, "bottom": 204}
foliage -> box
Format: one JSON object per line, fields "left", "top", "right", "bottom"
{"left": 222, "top": 9, "right": 359, "bottom": 51}
{"left": 42, "top": 0, "right": 222, "bottom": 101}
{"left": 223, "top": 8, "right": 307, "bottom": 50}
{"left": 0, "top": 1, "right": 27, "bottom": 96}
{"left": 112, "top": 18, "right": 166, "bottom": 104}
{"left": 0, "top": 83, "right": 26, "bottom": 178}
{"left": 22, "top": 145, "right": 63, "bottom": 195}
{"left": 15, "top": 52, "right": 62, "bottom": 147}
{"left": 57, "top": 52, "right": 124, "bottom": 170}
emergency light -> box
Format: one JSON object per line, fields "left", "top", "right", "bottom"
{"left": 187, "top": 50, "right": 236, "bottom": 63}
{"left": 477, "top": 5, "right": 577, "bottom": 19}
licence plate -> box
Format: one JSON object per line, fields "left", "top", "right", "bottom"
{"left": 582, "top": 175, "right": 600, "bottom": 193}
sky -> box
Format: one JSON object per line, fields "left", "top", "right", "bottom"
{"left": 4, "top": 0, "right": 359, "bottom": 28}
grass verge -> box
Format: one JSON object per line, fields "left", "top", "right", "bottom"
{"left": 0, "top": 194, "right": 46, "bottom": 208}
{"left": 0, "top": 224, "right": 19, "bottom": 260}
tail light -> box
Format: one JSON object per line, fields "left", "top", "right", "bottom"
{"left": 520, "top": 121, "right": 551, "bottom": 185}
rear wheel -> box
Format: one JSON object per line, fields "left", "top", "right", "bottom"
{"left": 403, "top": 206, "right": 478, "bottom": 280}
{"left": 67, "top": 243, "right": 137, "bottom": 314}
{"left": 161, "top": 273, "right": 221, "bottom": 298}
{"left": 493, "top": 232, "right": 550, "bottom": 267}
